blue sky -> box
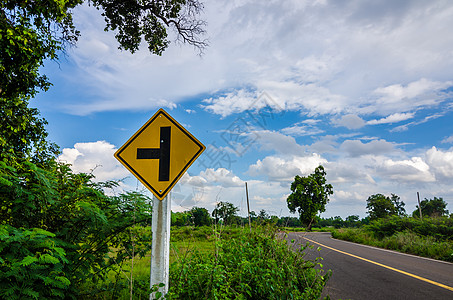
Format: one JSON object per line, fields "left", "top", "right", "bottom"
{"left": 33, "top": 0, "right": 453, "bottom": 219}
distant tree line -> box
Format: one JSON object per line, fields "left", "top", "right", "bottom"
{"left": 366, "top": 193, "right": 449, "bottom": 220}
{"left": 170, "top": 194, "right": 450, "bottom": 229}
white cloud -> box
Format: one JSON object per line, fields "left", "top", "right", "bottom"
{"left": 425, "top": 146, "right": 453, "bottom": 182}
{"left": 328, "top": 162, "right": 375, "bottom": 184}
{"left": 441, "top": 135, "right": 453, "bottom": 144}
{"left": 375, "top": 156, "right": 435, "bottom": 183}
{"left": 340, "top": 139, "right": 395, "bottom": 157}
{"left": 58, "top": 141, "right": 128, "bottom": 181}
{"left": 281, "top": 125, "right": 324, "bottom": 136}
{"left": 203, "top": 82, "right": 346, "bottom": 117}
{"left": 366, "top": 79, "right": 452, "bottom": 115}
{"left": 391, "top": 112, "right": 446, "bottom": 132}
{"left": 248, "top": 154, "right": 327, "bottom": 182}
{"left": 199, "top": 168, "right": 244, "bottom": 187}
{"left": 332, "top": 190, "right": 364, "bottom": 205}
{"left": 178, "top": 172, "right": 207, "bottom": 187}
{"left": 250, "top": 130, "right": 306, "bottom": 155}
{"left": 367, "top": 112, "right": 415, "bottom": 125}
{"left": 301, "top": 119, "right": 321, "bottom": 125}
{"left": 202, "top": 90, "right": 260, "bottom": 118}
{"left": 333, "top": 114, "right": 366, "bottom": 129}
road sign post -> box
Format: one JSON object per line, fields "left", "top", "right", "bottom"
{"left": 114, "top": 108, "right": 205, "bottom": 299}
{"left": 150, "top": 195, "right": 171, "bottom": 298}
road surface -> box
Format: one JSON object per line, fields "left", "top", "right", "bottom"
{"left": 285, "top": 232, "right": 453, "bottom": 300}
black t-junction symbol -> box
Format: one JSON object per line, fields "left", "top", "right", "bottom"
{"left": 136, "top": 126, "right": 171, "bottom": 181}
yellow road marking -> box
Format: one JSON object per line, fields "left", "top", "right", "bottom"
{"left": 303, "top": 237, "right": 453, "bottom": 292}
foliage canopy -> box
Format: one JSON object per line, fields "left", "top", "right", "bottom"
{"left": 366, "top": 193, "right": 405, "bottom": 220}
{"left": 413, "top": 197, "right": 449, "bottom": 218}
{"left": 91, "top": 0, "right": 207, "bottom": 55}
{"left": 212, "top": 201, "right": 239, "bottom": 225}
{"left": 287, "top": 166, "right": 333, "bottom": 230}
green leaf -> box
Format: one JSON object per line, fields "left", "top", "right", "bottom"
{"left": 20, "top": 256, "right": 38, "bottom": 266}
{"left": 38, "top": 254, "right": 60, "bottom": 264}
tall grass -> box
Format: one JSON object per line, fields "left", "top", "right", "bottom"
{"left": 332, "top": 216, "right": 453, "bottom": 262}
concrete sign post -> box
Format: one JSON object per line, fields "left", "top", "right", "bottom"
{"left": 114, "top": 108, "right": 205, "bottom": 299}
{"left": 150, "top": 195, "right": 171, "bottom": 298}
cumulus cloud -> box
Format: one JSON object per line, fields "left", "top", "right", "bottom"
{"left": 375, "top": 156, "right": 435, "bottom": 183}
{"left": 367, "top": 79, "right": 452, "bottom": 115}
{"left": 327, "top": 162, "right": 375, "bottom": 184}
{"left": 203, "top": 82, "right": 346, "bottom": 117}
{"left": 248, "top": 154, "right": 327, "bottom": 182}
{"left": 202, "top": 90, "right": 261, "bottom": 118}
{"left": 425, "top": 146, "right": 453, "bottom": 182}
{"left": 199, "top": 168, "right": 244, "bottom": 187}
{"left": 340, "top": 139, "right": 395, "bottom": 157}
{"left": 250, "top": 130, "right": 306, "bottom": 155}
{"left": 331, "top": 190, "right": 365, "bottom": 206}
{"left": 59, "top": 141, "right": 128, "bottom": 181}
{"left": 333, "top": 114, "right": 365, "bottom": 129}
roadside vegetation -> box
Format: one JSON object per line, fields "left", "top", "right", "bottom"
{"left": 78, "top": 225, "right": 329, "bottom": 299}
{"left": 329, "top": 195, "right": 453, "bottom": 262}
{"left": 332, "top": 216, "right": 453, "bottom": 262}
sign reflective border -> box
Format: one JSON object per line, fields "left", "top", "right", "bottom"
{"left": 114, "top": 108, "right": 205, "bottom": 200}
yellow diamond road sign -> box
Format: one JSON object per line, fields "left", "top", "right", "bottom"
{"left": 114, "top": 108, "right": 205, "bottom": 200}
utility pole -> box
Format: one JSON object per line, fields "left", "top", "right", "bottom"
{"left": 417, "top": 192, "right": 423, "bottom": 220}
{"left": 246, "top": 182, "right": 251, "bottom": 232}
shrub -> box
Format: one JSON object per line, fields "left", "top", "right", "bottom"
{"left": 366, "top": 216, "right": 453, "bottom": 241}
{"left": 332, "top": 220, "right": 453, "bottom": 262}
{"left": 168, "top": 226, "right": 329, "bottom": 299}
{"left": 0, "top": 226, "right": 69, "bottom": 299}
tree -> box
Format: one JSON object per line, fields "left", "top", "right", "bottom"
{"left": 391, "top": 194, "right": 406, "bottom": 216}
{"left": 366, "top": 193, "right": 400, "bottom": 220}
{"left": 91, "top": 0, "right": 207, "bottom": 55}
{"left": 412, "top": 197, "right": 449, "bottom": 218}
{"left": 212, "top": 201, "right": 239, "bottom": 225}
{"left": 1, "top": 0, "right": 82, "bottom": 164}
{"left": 189, "top": 206, "right": 211, "bottom": 226}
{"left": 171, "top": 211, "right": 190, "bottom": 226}
{"left": 345, "top": 215, "right": 360, "bottom": 228}
{"left": 287, "top": 165, "right": 333, "bottom": 231}
{"left": 258, "top": 209, "right": 270, "bottom": 221}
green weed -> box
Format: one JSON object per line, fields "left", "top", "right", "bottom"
{"left": 333, "top": 223, "right": 453, "bottom": 262}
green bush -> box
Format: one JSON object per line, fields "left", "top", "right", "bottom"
{"left": 333, "top": 223, "right": 453, "bottom": 262}
{"left": 0, "top": 159, "right": 153, "bottom": 299}
{"left": 0, "top": 226, "right": 70, "bottom": 299}
{"left": 168, "top": 226, "right": 329, "bottom": 299}
{"left": 380, "top": 231, "right": 453, "bottom": 261}
{"left": 366, "top": 216, "right": 453, "bottom": 241}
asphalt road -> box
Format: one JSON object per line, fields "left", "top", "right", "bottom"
{"left": 285, "top": 232, "right": 453, "bottom": 300}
